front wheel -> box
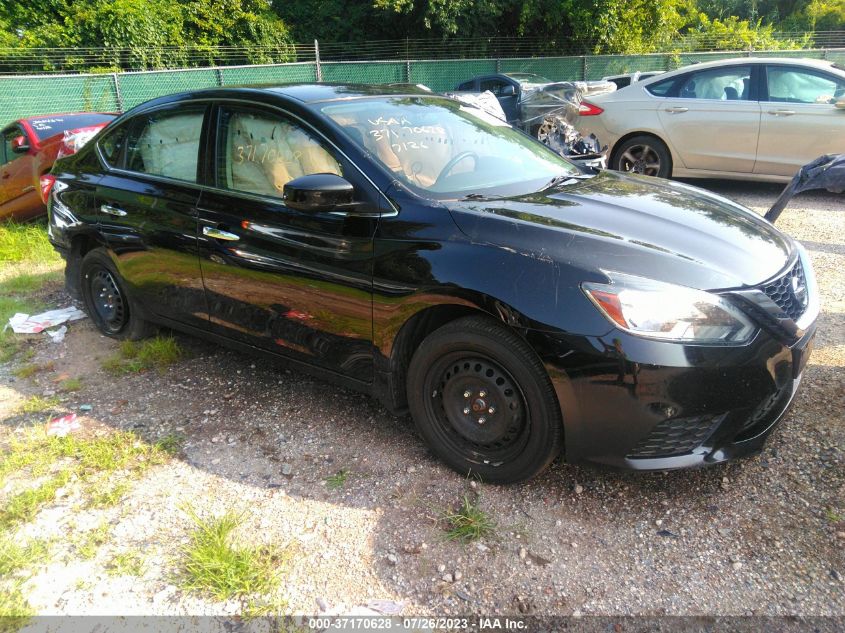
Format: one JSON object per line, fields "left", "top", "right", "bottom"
{"left": 406, "top": 316, "right": 563, "bottom": 483}
{"left": 612, "top": 135, "right": 672, "bottom": 178}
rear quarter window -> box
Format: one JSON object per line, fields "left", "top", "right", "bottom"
{"left": 645, "top": 76, "right": 677, "bottom": 97}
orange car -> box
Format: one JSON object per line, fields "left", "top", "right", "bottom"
{"left": 1, "top": 112, "right": 115, "bottom": 221}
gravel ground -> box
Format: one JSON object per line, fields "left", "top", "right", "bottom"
{"left": 1, "top": 180, "right": 843, "bottom": 618}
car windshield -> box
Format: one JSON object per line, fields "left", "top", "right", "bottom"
{"left": 320, "top": 96, "right": 578, "bottom": 198}
{"left": 27, "top": 113, "right": 115, "bottom": 140}
{"left": 507, "top": 73, "right": 552, "bottom": 84}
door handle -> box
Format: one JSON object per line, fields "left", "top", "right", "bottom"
{"left": 664, "top": 106, "right": 689, "bottom": 114}
{"left": 100, "top": 204, "right": 127, "bottom": 217}
{"left": 203, "top": 225, "right": 240, "bottom": 241}
{"left": 768, "top": 109, "right": 796, "bottom": 116}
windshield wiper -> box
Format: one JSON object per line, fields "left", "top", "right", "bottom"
{"left": 539, "top": 173, "right": 594, "bottom": 191}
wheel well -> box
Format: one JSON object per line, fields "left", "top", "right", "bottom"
{"left": 65, "top": 234, "right": 100, "bottom": 299}
{"left": 609, "top": 131, "right": 672, "bottom": 168}
{"left": 386, "top": 305, "right": 485, "bottom": 410}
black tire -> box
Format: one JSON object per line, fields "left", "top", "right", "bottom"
{"left": 612, "top": 135, "right": 672, "bottom": 178}
{"left": 406, "top": 316, "right": 563, "bottom": 484}
{"left": 80, "top": 248, "right": 155, "bottom": 340}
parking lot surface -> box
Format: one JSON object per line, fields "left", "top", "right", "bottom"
{"left": 1, "top": 180, "right": 843, "bottom": 617}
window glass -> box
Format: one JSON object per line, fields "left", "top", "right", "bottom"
{"left": 645, "top": 77, "right": 675, "bottom": 97}
{"left": 767, "top": 67, "right": 845, "bottom": 104}
{"left": 125, "top": 108, "right": 205, "bottom": 182}
{"left": 2, "top": 126, "right": 25, "bottom": 165}
{"left": 218, "top": 108, "right": 342, "bottom": 199}
{"left": 457, "top": 80, "right": 475, "bottom": 91}
{"left": 98, "top": 124, "right": 130, "bottom": 168}
{"left": 676, "top": 66, "right": 751, "bottom": 100}
{"left": 479, "top": 79, "right": 511, "bottom": 96}
{"left": 321, "top": 96, "right": 578, "bottom": 197}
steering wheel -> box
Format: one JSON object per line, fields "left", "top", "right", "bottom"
{"left": 434, "top": 151, "right": 478, "bottom": 188}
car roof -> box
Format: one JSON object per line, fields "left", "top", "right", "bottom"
{"left": 21, "top": 111, "right": 117, "bottom": 122}
{"left": 640, "top": 56, "right": 842, "bottom": 84}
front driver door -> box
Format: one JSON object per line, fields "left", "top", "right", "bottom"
{"left": 657, "top": 64, "right": 761, "bottom": 173}
{"left": 755, "top": 64, "right": 845, "bottom": 177}
{"left": 197, "top": 103, "right": 379, "bottom": 382}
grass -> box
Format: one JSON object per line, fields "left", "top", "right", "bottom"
{"left": 324, "top": 469, "right": 350, "bottom": 490}
{"left": 15, "top": 395, "right": 60, "bottom": 415}
{"left": 86, "top": 480, "right": 131, "bottom": 508}
{"left": 0, "top": 221, "right": 60, "bottom": 265}
{"left": 58, "top": 377, "right": 83, "bottom": 392}
{"left": 155, "top": 433, "right": 184, "bottom": 456}
{"left": 0, "top": 428, "right": 174, "bottom": 530}
{"left": 72, "top": 522, "right": 111, "bottom": 560}
{"left": 107, "top": 550, "right": 145, "bottom": 577}
{"left": 442, "top": 495, "right": 496, "bottom": 543}
{"left": 0, "top": 537, "right": 51, "bottom": 577}
{"left": 12, "top": 362, "right": 53, "bottom": 379}
{"left": 0, "top": 583, "right": 34, "bottom": 622}
{"left": 180, "top": 506, "right": 288, "bottom": 601}
{"left": 102, "top": 336, "right": 183, "bottom": 375}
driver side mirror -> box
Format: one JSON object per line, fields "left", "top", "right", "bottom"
{"left": 283, "top": 173, "right": 356, "bottom": 212}
{"left": 835, "top": 97, "right": 845, "bottom": 109}
{"left": 11, "top": 135, "right": 30, "bottom": 154}
{"left": 500, "top": 84, "right": 517, "bottom": 97}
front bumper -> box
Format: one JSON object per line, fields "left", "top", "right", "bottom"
{"left": 527, "top": 321, "right": 816, "bottom": 471}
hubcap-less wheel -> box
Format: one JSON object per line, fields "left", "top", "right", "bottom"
{"left": 424, "top": 353, "right": 529, "bottom": 466}
{"left": 89, "top": 268, "right": 126, "bottom": 333}
{"left": 618, "top": 144, "right": 661, "bottom": 176}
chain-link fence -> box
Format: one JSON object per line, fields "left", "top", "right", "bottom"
{"left": 2, "top": 47, "right": 844, "bottom": 124}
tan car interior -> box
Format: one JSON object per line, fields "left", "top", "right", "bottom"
{"left": 225, "top": 112, "right": 341, "bottom": 197}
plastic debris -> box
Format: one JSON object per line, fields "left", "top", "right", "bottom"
{"left": 7, "top": 306, "right": 86, "bottom": 334}
{"left": 46, "top": 325, "right": 67, "bottom": 343}
{"left": 766, "top": 153, "right": 845, "bottom": 223}
{"left": 46, "top": 413, "right": 81, "bottom": 437}
{"left": 79, "top": 404, "right": 93, "bottom": 412}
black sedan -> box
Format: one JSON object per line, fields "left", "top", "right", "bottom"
{"left": 46, "top": 84, "right": 819, "bottom": 483}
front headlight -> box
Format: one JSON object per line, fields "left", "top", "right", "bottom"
{"left": 582, "top": 273, "right": 756, "bottom": 344}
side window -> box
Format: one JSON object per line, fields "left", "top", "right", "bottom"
{"left": 124, "top": 107, "right": 205, "bottom": 182}
{"left": 676, "top": 65, "right": 752, "bottom": 100}
{"left": 217, "top": 107, "right": 342, "bottom": 199}
{"left": 766, "top": 67, "right": 845, "bottom": 104}
{"left": 98, "top": 124, "right": 130, "bottom": 168}
{"left": 479, "top": 79, "right": 510, "bottom": 96}
{"left": 2, "top": 126, "right": 25, "bottom": 165}
{"left": 457, "top": 80, "right": 475, "bottom": 91}
{"left": 645, "top": 76, "right": 676, "bottom": 97}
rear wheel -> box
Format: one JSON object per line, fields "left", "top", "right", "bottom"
{"left": 80, "top": 248, "right": 154, "bottom": 340}
{"left": 613, "top": 135, "right": 672, "bottom": 178}
{"left": 407, "top": 316, "right": 563, "bottom": 483}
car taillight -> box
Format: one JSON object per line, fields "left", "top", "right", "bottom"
{"left": 579, "top": 101, "right": 604, "bottom": 116}
{"left": 40, "top": 174, "right": 57, "bottom": 204}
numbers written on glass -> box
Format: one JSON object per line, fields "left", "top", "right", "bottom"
{"left": 366, "top": 115, "right": 447, "bottom": 154}
{"left": 233, "top": 142, "right": 304, "bottom": 167}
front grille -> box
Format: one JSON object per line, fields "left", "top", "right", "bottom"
{"left": 762, "top": 260, "right": 807, "bottom": 321}
{"left": 627, "top": 414, "right": 723, "bottom": 459}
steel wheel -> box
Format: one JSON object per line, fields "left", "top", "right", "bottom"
{"left": 618, "top": 144, "right": 662, "bottom": 176}
{"left": 423, "top": 352, "right": 531, "bottom": 466}
{"left": 88, "top": 267, "right": 127, "bottom": 334}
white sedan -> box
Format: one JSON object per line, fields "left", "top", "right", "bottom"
{"left": 576, "top": 57, "right": 845, "bottom": 181}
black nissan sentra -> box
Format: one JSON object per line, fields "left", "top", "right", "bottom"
{"left": 46, "top": 84, "right": 819, "bottom": 483}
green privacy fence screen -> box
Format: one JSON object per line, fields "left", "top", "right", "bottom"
{"left": 2, "top": 48, "right": 842, "bottom": 124}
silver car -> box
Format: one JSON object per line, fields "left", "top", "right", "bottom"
{"left": 577, "top": 57, "right": 845, "bottom": 182}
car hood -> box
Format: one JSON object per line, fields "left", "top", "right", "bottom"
{"left": 446, "top": 170, "right": 793, "bottom": 290}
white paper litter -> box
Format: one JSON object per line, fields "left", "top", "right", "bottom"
{"left": 46, "top": 325, "right": 68, "bottom": 343}
{"left": 7, "top": 306, "right": 86, "bottom": 334}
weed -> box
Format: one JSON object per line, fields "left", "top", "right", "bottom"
{"left": 324, "top": 469, "right": 349, "bottom": 490}
{"left": 155, "top": 433, "right": 184, "bottom": 456}
{"left": 0, "top": 583, "right": 34, "bottom": 622}
{"left": 0, "top": 471, "right": 71, "bottom": 528}
{"left": 0, "top": 537, "right": 50, "bottom": 576}
{"left": 74, "top": 522, "right": 110, "bottom": 559}
{"left": 102, "top": 336, "right": 182, "bottom": 375}
{"left": 86, "top": 480, "right": 131, "bottom": 508}
{"left": 0, "top": 222, "right": 59, "bottom": 265}
{"left": 15, "top": 395, "right": 60, "bottom": 415}
{"left": 107, "top": 550, "right": 145, "bottom": 576}
{"left": 443, "top": 495, "right": 496, "bottom": 543}
{"left": 58, "top": 378, "right": 83, "bottom": 392}
{"left": 12, "top": 364, "right": 40, "bottom": 379}
{"left": 180, "top": 506, "right": 286, "bottom": 601}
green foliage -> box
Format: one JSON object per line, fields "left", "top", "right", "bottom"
{"left": 443, "top": 495, "right": 496, "bottom": 542}
{"left": 102, "top": 336, "right": 183, "bottom": 375}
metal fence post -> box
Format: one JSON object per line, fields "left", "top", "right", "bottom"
{"left": 112, "top": 72, "right": 124, "bottom": 112}
{"left": 581, "top": 55, "right": 587, "bottom": 80}
{"left": 496, "top": 58, "right": 501, "bottom": 73}
{"left": 215, "top": 67, "right": 224, "bottom": 86}
{"left": 406, "top": 59, "right": 411, "bottom": 83}
{"left": 314, "top": 39, "right": 322, "bottom": 82}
